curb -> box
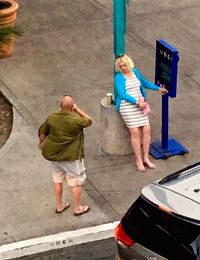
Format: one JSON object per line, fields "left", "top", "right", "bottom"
{"left": 0, "top": 221, "right": 119, "bottom": 259}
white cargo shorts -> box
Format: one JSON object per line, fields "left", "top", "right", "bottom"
{"left": 51, "top": 159, "right": 86, "bottom": 187}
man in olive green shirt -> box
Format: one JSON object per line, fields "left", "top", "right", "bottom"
{"left": 38, "top": 95, "right": 92, "bottom": 216}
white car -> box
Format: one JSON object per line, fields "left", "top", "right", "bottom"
{"left": 115, "top": 162, "right": 200, "bottom": 260}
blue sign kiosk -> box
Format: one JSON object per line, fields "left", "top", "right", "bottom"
{"left": 150, "top": 39, "right": 189, "bottom": 159}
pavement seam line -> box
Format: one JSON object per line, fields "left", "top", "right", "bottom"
{"left": 0, "top": 80, "right": 39, "bottom": 128}
{"left": 0, "top": 221, "right": 119, "bottom": 260}
{"left": 85, "top": 180, "right": 120, "bottom": 219}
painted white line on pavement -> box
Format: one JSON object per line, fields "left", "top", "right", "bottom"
{"left": 0, "top": 221, "right": 119, "bottom": 260}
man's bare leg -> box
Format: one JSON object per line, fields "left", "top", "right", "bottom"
{"left": 72, "top": 185, "right": 90, "bottom": 215}
{"left": 72, "top": 185, "right": 81, "bottom": 212}
{"left": 54, "top": 182, "right": 66, "bottom": 211}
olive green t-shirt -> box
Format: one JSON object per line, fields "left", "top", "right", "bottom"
{"left": 38, "top": 111, "right": 92, "bottom": 161}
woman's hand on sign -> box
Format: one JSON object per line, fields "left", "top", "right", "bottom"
{"left": 159, "top": 84, "right": 168, "bottom": 95}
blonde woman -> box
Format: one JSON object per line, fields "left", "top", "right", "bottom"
{"left": 114, "top": 54, "right": 168, "bottom": 171}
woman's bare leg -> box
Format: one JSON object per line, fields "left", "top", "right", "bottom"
{"left": 141, "top": 125, "right": 155, "bottom": 169}
{"left": 129, "top": 127, "right": 145, "bottom": 171}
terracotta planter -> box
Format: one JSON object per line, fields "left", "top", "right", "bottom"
{"left": 0, "top": 0, "right": 19, "bottom": 58}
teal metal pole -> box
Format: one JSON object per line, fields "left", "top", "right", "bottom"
{"left": 113, "top": 0, "right": 126, "bottom": 58}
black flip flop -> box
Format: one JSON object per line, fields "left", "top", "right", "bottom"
{"left": 55, "top": 203, "right": 70, "bottom": 214}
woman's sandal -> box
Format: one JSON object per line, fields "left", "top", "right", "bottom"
{"left": 136, "top": 161, "right": 146, "bottom": 172}
{"left": 143, "top": 159, "right": 156, "bottom": 169}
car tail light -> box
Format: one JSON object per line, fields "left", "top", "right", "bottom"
{"left": 115, "top": 223, "right": 135, "bottom": 247}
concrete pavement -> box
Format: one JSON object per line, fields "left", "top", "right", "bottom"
{"left": 0, "top": 0, "right": 200, "bottom": 257}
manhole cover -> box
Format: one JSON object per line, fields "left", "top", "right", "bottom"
{"left": 0, "top": 92, "right": 13, "bottom": 148}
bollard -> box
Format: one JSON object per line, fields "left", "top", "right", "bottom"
{"left": 100, "top": 97, "right": 133, "bottom": 156}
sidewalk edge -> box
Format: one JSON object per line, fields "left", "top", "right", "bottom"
{"left": 0, "top": 221, "right": 119, "bottom": 259}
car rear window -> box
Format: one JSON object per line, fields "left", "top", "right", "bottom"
{"left": 121, "top": 196, "right": 200, "bottom": 259}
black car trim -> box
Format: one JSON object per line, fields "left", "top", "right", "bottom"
{"left": 158, "top": 161, "right": 200, "bottom": 185}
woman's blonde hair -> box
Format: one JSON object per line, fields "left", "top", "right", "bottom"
{"left": 115, "top": 54, "right": 135, "bottom": 72}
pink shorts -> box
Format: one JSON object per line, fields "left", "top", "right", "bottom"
{"left": 51, "top": 159, "right": 86, "bottom": 187}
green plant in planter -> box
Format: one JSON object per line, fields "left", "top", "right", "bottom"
{"left": 0, "top": 25, "right": 23, "bottom": 55}
{"left": 0, "top": 0, "right": 22, "bottom": 57}
{"left": 0, "top": 25, "right": 23, "bottom": 44}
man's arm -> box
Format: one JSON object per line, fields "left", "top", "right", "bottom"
{"left": 72, "top": 104, "right": 92, "bottom": 126}
{"left": 38, "top": 121, "right": 49, "bottom": 148}
{"left": 72, "top": 104, "right": 92, "bottom": 120}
